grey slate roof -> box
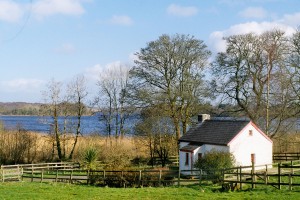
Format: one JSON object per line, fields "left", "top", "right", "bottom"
{"left": 179, "top": 119, "right": 251, "bottom": 146}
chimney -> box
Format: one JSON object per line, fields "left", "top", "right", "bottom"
{"left": 198, "top": 114, "right": 210, "bottom": 123}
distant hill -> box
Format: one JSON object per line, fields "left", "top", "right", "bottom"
{"left": 0, "top": 102, "right": 42, "bottom": 115}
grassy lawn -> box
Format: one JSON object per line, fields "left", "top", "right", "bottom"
{"left": 0, "top": 182, "right": 300, "bottom": 200}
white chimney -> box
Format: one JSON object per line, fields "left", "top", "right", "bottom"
{"left": 198, "top": 114, "right": 210, "bottom": 123}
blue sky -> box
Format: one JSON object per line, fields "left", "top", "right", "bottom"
{"left": 0, "top": 0, "right": 299, "bottom": 103}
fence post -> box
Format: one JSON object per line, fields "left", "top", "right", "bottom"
{"left": 70, "top": 170, "right": 73, "bottom": 183}
{"left": 222, "top": 169, "right": 225, "bottom": 183}
{"left": 41, "top": 169, "right": 44, "bottom": 183}
{"left": 199, "top": 169, "right": 202, "bottom": 185}
{"left": 2, "top": 168, "right": 4, "bottom": 182}
{"left": 264, "top": 171, "right": 268, "bottom": 185}
{"left": 21, "top": 168, "right": 24, "bottom": 181}
{"left": 291, "top": 161, "right": 294, "bottom": 174}
{"left": 289, "top": 174, "right": 292, "bottom": 191}
{"left": 236, "top": 167, "right": 239, "bottom": 184}
{"left": 55, "top": 170, "right": 58, "bottom": 182}
{"left": 239, "top": 166, "right": 242, "bottom": 190}
{"left": 278, "top": 163, "right": 281, "bottom": 190}
{"left": 177, "top": 170, "right": 180, "bottom": 187}
{"left": 31, "top": 167, "right": 34, "bottom": 182}
{"left": 87, "top": 170, "right": 90, "bottom": 185}
{"left": 251, "top": 162, "right": 255, "bottom": 189}
{"left": 159, "top": 170, "right": 162, "bottom": 186}
{"left": 138, "top": 170, "right": 142, "bottom": 187}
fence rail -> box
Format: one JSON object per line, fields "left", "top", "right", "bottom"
{"left": 273, "top": 153, "right": 300, "bottom": 161}
{"left": 2, "top": 159, "right": 300, "bottom": 190}
{"left": 21, "top": 169, "right": 207, "bottom": 187}
{"left": 223, "top": 160, "right": 300, "bottom": 190}
{"left": 0, "top": 163, "right": 208, "bottom": 187}
{"left": 0, "top": 162, "right": 79, "bottom": 182}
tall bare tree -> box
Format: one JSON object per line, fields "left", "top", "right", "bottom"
{"left": 129, "top": 34, "right": 211, "bottom": 140}
{"left": 289, "top": 28, "right": 300, "bottom": 105}
{"left": 68, "top": 75, "right": 88, "bottom": 159}
{"left": 94, "top": 64, "right": 131, "bottom": 138}
{"left": 41, "top": 79, "right": 64, "bottom": 160}
{"left": 211, "top": 30, "right": 299, "bottom": 137}
{"left": 42, "top": 76, "right": 89, "bottom": 161}
{"left": 134, "top": 106, "right": 177, "bottom": 167}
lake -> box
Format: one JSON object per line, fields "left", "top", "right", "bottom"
{"left": 0, "top": 115, "right": 138, "bottom": 135}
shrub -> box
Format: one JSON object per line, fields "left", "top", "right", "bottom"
{"left": 82, "top": 147, "right": 98, "bottom": 170}
{"left": 194, "top": 150, "right": 235, "bottom": 183}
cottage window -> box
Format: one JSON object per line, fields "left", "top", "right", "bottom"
{"left": 249, "top": 130, "right": 253, "bottom": 136}
{"left": 185, "top": 153, "right": 189, "bottom": 165}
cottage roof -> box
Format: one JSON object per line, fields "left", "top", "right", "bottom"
{"left": 179, "top": 145, "right": 199, "bottom": 152}
{"left": 179, "top": 119, "right": 251, "bottom": 146}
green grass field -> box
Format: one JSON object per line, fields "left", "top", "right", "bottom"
{"left": 0, "top": 182, "right": 300, "bottom": 200}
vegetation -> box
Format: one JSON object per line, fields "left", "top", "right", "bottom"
{"left": 0, "top": 122, "right": 40, "bottom": 164}
{"left": 0, "top": 102, "right": 41, "bottom": 115}
{"left": 82, "top": 147, "right": 98, "bottom": 170}
{"left": 194, "top": 150, "right": 235, "bottom": 183}
{"left": 0, "top": 182, "right": 300, "bottom": 200}
{"left": 134, "top": 106, "right": 178, "bottom": 167}
{"left": 1, "top": 31, "right": 300, "bottom": 168}
{"left": 93, "top": 64, "right": 132, "bottom": 138}
{"left": 129, "top": 34, "right": 211, "bottom": 140}
{"left": 211, "top": 29, "right": 300, "bottom": 137}
{"left": 41, "top": 75, "right": 89, "bottom": 161}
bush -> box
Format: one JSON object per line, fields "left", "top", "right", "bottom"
{"left": 194, "top": 150, "right": 235, "bottom": 183}
{"left": 82, "top": 147, "right": 98, "bottom": 170}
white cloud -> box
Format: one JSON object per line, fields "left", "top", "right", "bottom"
{"left": 280, "top": 12, "right": 300, "bottom": 27}
{"left": 167, "top": 4, "right": 198, "bottom": 17}
{"left": 84, "top": 64, "right": 103, "bottom": 81}
{"left": 84, "top": 61, "right": 132, "bottom": 81}
{"left": 55, "top": 43, "right": 76, "bottom": 54}
{"left": 0, "top": 79, "right": 45, "bottom": 92}
{"left": 32, "top": 0, "right": 86, "bottom": 19}
{"left": 109, "top": 15, "right": 133, "bottom": 26}
{"left": 239, "top": 7, "right": 267, "bottom": 19}
{"left": 209, "top": 21, "right": 296, "bottom": 53}
{"left": 0, "top": 0, "right": 23, "bottom": 22}
{"left": 0, "top": 0, "right": 89, "bottom": 22}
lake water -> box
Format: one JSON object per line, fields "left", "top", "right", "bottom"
{"left": 0, "top": 115, "right": 138, "bottom": 135}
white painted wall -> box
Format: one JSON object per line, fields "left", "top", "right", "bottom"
{"left": 179, "top": 143, "right": 229, "bottom": 172}
{"left": 179, "top": 142, "right": 200, "bottom": 171}
{"left": 228, "top": 123, "right": 273, "bottom": 167}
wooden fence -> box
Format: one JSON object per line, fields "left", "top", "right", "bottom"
{"left": 0, "top": 162, "right": 211, "bottom": 187}
{"left": 273, "top": 153, "right": 300, "bottom": 162}
{"left": 2, "top": 160, "right": 300, "bottom": 190}
{"left": 0, "top": 162, "right": 79, "bottom": 182}
{"left": 223, "top": 160, "right": 300, "bottom": 190}
{"left": 21, "top": 168, "right": 208, "bottom": 187}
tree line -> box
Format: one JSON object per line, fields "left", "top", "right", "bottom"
{"left": 39, "top": 29, "right": 300, "bottom": 162}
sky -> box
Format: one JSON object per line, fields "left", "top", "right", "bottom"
{"left": 0, "top": 0, "right": 299, "bottom": 103}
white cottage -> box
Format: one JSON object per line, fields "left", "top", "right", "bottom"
{"left": 178, "top": 115, "right": 273, "bottom": 172}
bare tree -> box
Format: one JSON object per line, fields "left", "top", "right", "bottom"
{"left": 68, "top": 74, "right": 88, "bottom": 159}
{"left": 134, "top": 106, "right": 177, "bottom": 167}
{"left": 289, "top": 28, "right": 300, "bottom": 107}
{"left": 94, "top": 64, "right": 131, "bottom": 138}
{"left": 42, "top": 76, "right": 89, "bottom": 161}
{"left": 211, "top": 30, "right": 299, "bottom": 137}
{"left": 41, "top": 79, "right": 64, "bottom": 160}
{"left": 129, "top": 34, "right": 211, "bottom": 140}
